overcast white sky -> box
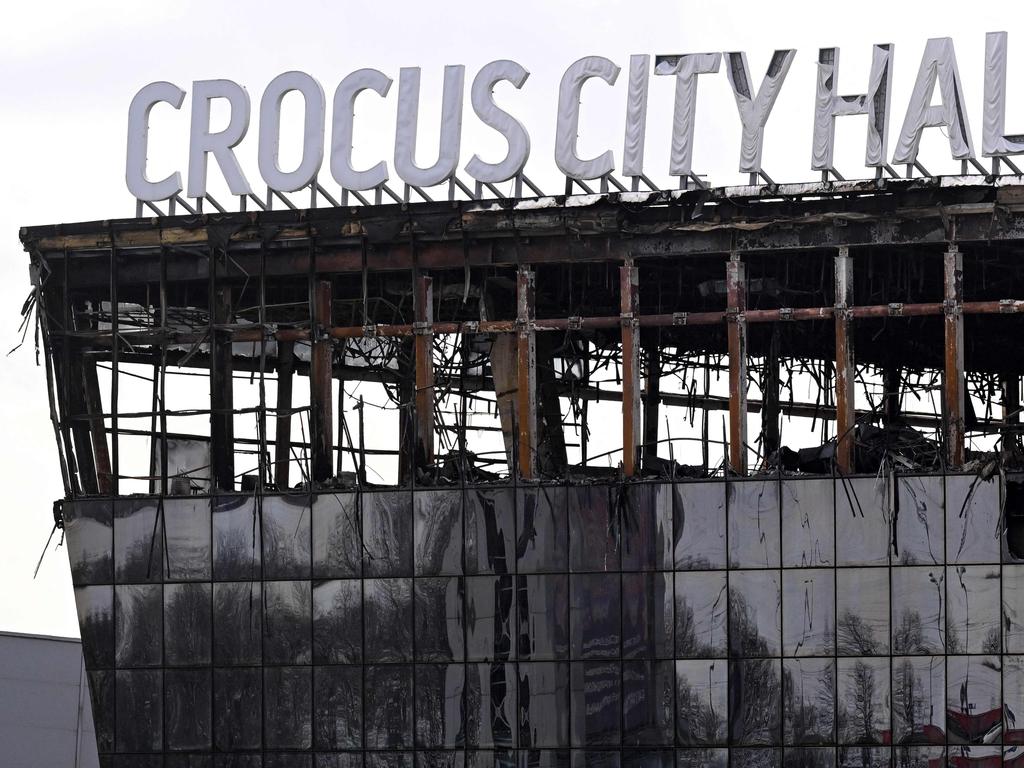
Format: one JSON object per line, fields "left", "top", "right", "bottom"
{"left": 1, "top": 0, "right": 1020, "bottom": 638}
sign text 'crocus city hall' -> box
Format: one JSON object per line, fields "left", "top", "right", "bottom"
{"left": 126, "top": 33, "right": 1024, "bottom": 202}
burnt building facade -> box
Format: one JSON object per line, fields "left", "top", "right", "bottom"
{"left": 22, "top": 178, "right": 1024, "bottom": 767}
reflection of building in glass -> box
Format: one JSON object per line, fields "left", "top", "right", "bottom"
{"left": 23, "top": 183, "right": 1024, "bottom": 766}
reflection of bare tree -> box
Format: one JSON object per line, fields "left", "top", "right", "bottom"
{"left": 262, "top": 505, "right": 311, "bottom": 577}
{"left": 844, "top": 661, "right": 882, "bottom": 768}
{"left": 364, "top": 579, "right": 413, "bottom": 660}
{"left": 165, "top": 585, "right": 210, "bottom": 663}
{"left": 264, "top": 581, "right": 312, "bottom": 663}
{"left": 213, "top": 584, "right": 261, "bottom": 663}
{"left": 677, "top": 666, "right": 725, "bottom": 744}
{"left": 728, "top": 590, "right": 780, "bottom": 745}
{"left": 783, "top": 664, "right": 835, "bottom": 746}
{"left": 838, "top": 610, "right": 879, "bottom": 656}
{"left": 677, "top": 584, "right": 726, "bottom": 658}
{"left": 313, "top": 582, "right": 361, "bottom": 663}
{"left": 893, "top": 660, "right": 933, "bottom": 747}
{"left": 893, "top": 610, "right": 924, "bottom": 654}
{"left": 115, "top": 587, "right": 161, "bottom": 665}
{"left": 79, "top": 608, "right": 114, "bottom": 668}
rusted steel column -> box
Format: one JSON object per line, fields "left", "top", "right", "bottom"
{"left": 310, "top": 280, "right": 334, "bottom": 483}
{"left": 726, "top": 253, "right": 748, "bottom": 474}
{"left": 516, "top": 267, "right": 537, "bottom": 479}
{"left": 883, "top": 365, "right": 901, "bottom": 424}
{"left": 621, "top": 263, "right": 641, "bottom": 476}
{"left": 210, "top": 285, "right": 235, "bottom": 491}
{"left": 274, "top": 340, "right": 295, "bottom": 490}
{"left": 414, "top": 275, "right": 435, "bottom": 471}
{"left": 834, "top": 247, "right": 856, "bottom": 473}
{"left": 944, "top": 246, "right": 965, "bottom": 467}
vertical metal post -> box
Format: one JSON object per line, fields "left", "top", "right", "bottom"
{"left": 944, "top": 245, "right": 965, "bottom": 467}
{"left": 82, "top": 357, "right": 113, "bottom": 494}
{"left": 516, "top": 267, "right": 537, "bottom": 479}
{"left": 1004, "top": 372, "right": 1020, "bottom": 448}
{"left": 275, "top": 340, "right": 295, "bottom": 489}
{"left": 414, "top": 275, "right": 435, "bottom": 472}
{"left": 210, "top": 284, "right": 234, "bottom": 492}
{"left": 835, "top": 247, "right": 856, "bottom": 473}
{"left": 762, "top": 326, "right": 781, "bottom": 459}
{"left": 620, "top": 262, "right": 641, "bottom": 476}
{"left": 310, "top": 279, "right": 334, "bottom": 483}
{"left": 642, "top": 333, "right": 661, "bottom": 472}
{"left": 726, "top": 252, "right": 748, "bottom": 474}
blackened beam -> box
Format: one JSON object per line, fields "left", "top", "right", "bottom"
{"left": 274, "top": 340, "right": 295, "bottom": 489}
{"left": 944, "top": 246, "right": 965, "bottom": 467}
{"left": 726, "top": 253, "right": 747, "bottom": 474}
{"left": 621, "top": 263, "right": 641, "bottom": 476}
{"left": 414, "top": 275, "right": 435, "bottom": 470}
{"left": 834, "top": 247, "right": 855, "bottom": 473}
{"left": 29, "top": 206, "right": 1024, "bottom": 290}
{"left": 210, "top": 284, "right": 234, "bottom": 491}
{"left": 310, "top": 280, "right": 334, "bottom": 482}
{"left": 517, "top": 267, "right": 537, "bottom": 479}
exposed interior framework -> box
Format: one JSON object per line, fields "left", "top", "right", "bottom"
{"left": 20, "top": 178, "right": 1024, "bottom": 498}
